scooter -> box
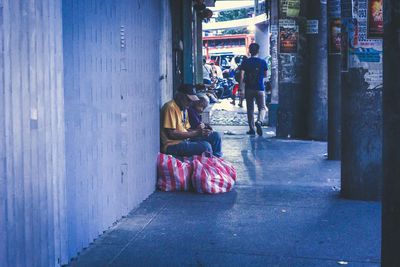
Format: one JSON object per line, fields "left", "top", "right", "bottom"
{"left": 213, "top": 78, "right": 235, "bottom": 99}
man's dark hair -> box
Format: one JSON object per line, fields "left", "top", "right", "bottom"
{"left": 249, "top": 43, "right": 260, "bottom": 56}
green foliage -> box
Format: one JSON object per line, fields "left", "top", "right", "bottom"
{"left": 216, "top": 8, "right": 253, "bottom": 22}
{"left": 222, "top": 28, "right": 249, "bottom": 35}
{"left": 216, "top": 8, "right": 253, "bottom": 35}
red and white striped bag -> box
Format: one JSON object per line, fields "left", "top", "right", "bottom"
{"left": 191, "top": 155, "right": 237, "bottom": 194}
{"left": 157, "top": 153, "right": 192, "bottom": 191}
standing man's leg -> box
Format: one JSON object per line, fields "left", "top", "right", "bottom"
{"left": 245, "top": 90, "right": 256, "bottom": 134}
{"left": 254, "top": 91, "right": 267, "bottom": 136}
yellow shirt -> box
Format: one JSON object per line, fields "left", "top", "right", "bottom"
{"left": 160, "top": 100, "right": 191, "bottom": 153}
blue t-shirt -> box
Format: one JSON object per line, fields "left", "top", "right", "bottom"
{"left": 188, "top": 106, "right": 202, "bottom": 130}
{"left": 241, "top": 57, "right": 268, "bottom": 91}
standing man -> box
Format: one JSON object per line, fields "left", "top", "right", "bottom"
{"left": 202, "top": 58, "right": 212, "bottom": 85}
{"left": 239, "top": 43, "right": 268, "bottom": 136}
{"left": 160, "top": 84, "right": 222, "bottom": 157}
{"left": 209, "top": 60, "right": 223, "bottom": 80}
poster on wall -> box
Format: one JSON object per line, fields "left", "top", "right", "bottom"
{"left": 367, "top": 0, "right": 383, "bottom": 38}
{"left": 280, "top": 0, "right": 300, "bottom": 18}
{"left": 349, "top": 0, "right": 383, "bottom": 67}
{"left": 329, "top": 19, "right": 341, "bottom": 54}
{"left": 279, "top": 20, "right": 298, "bottom": 53}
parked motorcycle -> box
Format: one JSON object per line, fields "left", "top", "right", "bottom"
{"left": 213, "top": 78, "right": 235, "bottom": 99}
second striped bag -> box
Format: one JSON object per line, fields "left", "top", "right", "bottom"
{"left": 191, "top": 155, "right": 236, "bottom": 194}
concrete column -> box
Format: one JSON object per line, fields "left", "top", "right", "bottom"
{"left": 183, "top": 0, "right": 194, "bottom": 84}
{"left": 171, "top": 0, "right": 184, "bottom": 90}
{"left": 159, "top": 0, "right": 174, "bottom": 105}
{"left": 255, "top": 23, "right": 270, "bottom": 60}
{"left": 327, "top": 0, "right": 341, "bottom": 160}
{"left": 276, "top": 0, "right": 309, "bottom": 139}
{"left": 194, "top": 12, "right": 203, "bottom": 84}
{"left": 255, "top": 22, "right": 270, "bottom": 125}
{"left": 340, "top": 0, "right": 382, "bottom": 200}
{"left": 269, "top": 0, "right": 279, "bottom": 127}
{"left": 307, "top": 0, "right": 328, "bottom": 141}
{"left": 382, "top": 1, "right": 400, "bottom": 264}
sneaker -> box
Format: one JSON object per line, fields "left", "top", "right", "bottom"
{"left": 255, "top": 120, "right": 263, "bottom": 136}
{"left": 246, "top": 129, "right": 255, "bottom": 135}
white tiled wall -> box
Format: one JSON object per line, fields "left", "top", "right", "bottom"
{"left": 0, "top": 0, "right": 173, "bottom": 266}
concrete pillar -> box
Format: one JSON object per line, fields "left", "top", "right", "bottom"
{"left": 255, "top": 23, "right": 270, "bottom": 60}
{"left": 183, "top": 0, "right": 194, "bottom": 84}
{"left": 327, "top": 0, "right": 341, "bottom": 160}
{"left": 382, "top": 0, "right": 400, "bottom": 264}
{"left": 194, "top": 12, "right": 203, "bottom": 84}
{"left": 340, "top": 0, "right": 382, "bottom": 200}
{"left": 160, "top": 0, "right": 174, "bottom": 105}
{"left": 171, "top": 0, "right": 184, "bottom": 90}
{"left": 255, "top": 22, "right": 271, "bottom": 124}
{"left": 276, "top": 0, "right": 309, "bottom": 139}
{"left": 306, "top": 0, "right": 328, "bottom": 141}
{"left": 269, "top": 0, "right": 279, "bottom": 127}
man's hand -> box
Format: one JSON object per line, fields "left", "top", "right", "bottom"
{"left": 200, "top": 128, "right": 212, "bottom": 137}
{"left": 166, "top": 128, "right": 203, "bottom": 140}
{"left": 205, "top": 123, "right": 213, "bottom": 131}
{"left": 239, "top": 90, "right": 245, "bottom": 99}
{"left": 239, "top": 83, "right": 245, "bottom": 98}
{"left": 197, "top": 123, "right": 205, "bottom": 129}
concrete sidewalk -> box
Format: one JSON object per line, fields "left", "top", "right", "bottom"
{"left": 209, "top": 99, "right": 253, "bottom": 126}
{"left": 68, "top": 127, "right": 381, "bottom": 267}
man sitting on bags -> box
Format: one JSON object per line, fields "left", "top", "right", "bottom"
{"left": 160, "top": 84, "right": 222, "bottom": 157}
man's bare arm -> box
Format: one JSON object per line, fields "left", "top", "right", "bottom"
{"left": 239, "top": 70, "right": 245, "bottom": 95}
{"left": 165, "top": 128, "right": 211, "bottom": 140}
{"left": 239, "top": 70, "right": 245, "bottom": 85}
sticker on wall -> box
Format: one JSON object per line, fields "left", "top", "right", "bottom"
{"left": 351, "top": 47, "right": 381, "bottom": 63}
{"left": 271, "top": 25, "right": 278, "bottom": 35}
{"left": 279, "top": 19, "right": 298, "bottom": 54}
{"left": 352, "top": 0, "right": 359, "bottom": 19}
{"left": 364, "top": 67, "right": 383, "bottom": 90}
{"left": 306, "top": 20, "right": 319, "bottom": 34}
{"left": 279, "top": 54, "right": 299, "bottom": 82}
{"left": 328, "top": 0, "right": 341, "bottom": 18}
